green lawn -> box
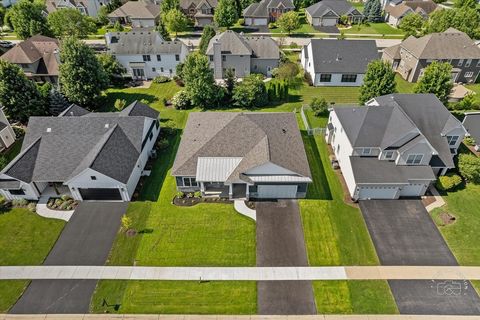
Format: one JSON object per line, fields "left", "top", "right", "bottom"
{"left": 339, "top": 23, "right": 405, "bottom": 35}
{"left": 313, "top": 281, "right": 398, "bottom": 314}
{"left": 91, "top": 281, "right": 257, "bottom": 314}
{"left": 0, "top": 281, "right": 30, "bottom": 313}
{"left": 465, "top": 83, "right": 480, "bottom": 105}
{"left": 395, "top": 74, "right": 416, "bottom": 93}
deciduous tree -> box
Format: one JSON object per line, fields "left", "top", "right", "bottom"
{"left": 47, "top": 8, "right": 97, "bottom": 38}
{"left": 97, "top": 53, "right": 126, "bottom": 83}
{"left": 8, "top": 0, "right": 50, "bottom": 39}
{"left": 232, "top": 74, "right": 267, "bottom": 108}
{"left": 163, "top": 8, "right": 188, "bottom": 37}
{"left": 214, "top": 0, "right": 239, "bottom": 28}
{"left": 161, "top": 0, "right": 179, "bottom": 13}
{"left": 398, "top": 13, "right": 424, "bottom": 38}
{"left": 276, "top": 11, "right": 300, "bottom": 34}
{"left": 359, "top": 60, "right": 397, "bottom": 104}
{"left": 424, "top": 8, "right": 480, "bottom": 39}
{"left": 199, "top": 25, "right": 216, "bottom": 54}
{"left": 156, "top": 18, "right": 171, "bottom": 41}
{"left": 414, "top": 61, "right": 453, "bottom": 105}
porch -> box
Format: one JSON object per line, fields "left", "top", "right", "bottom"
{"left": 201, "top": 182, "right": 248, "bottom": 200}
{"left": 40, "top": 183, "right": 72, "bottom": 199}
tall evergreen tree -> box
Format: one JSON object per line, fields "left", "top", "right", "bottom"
{"left": 49, "top": 88, "right": 70, "bottom": 115}
{"left": 368, "top": 0, "right": 382, "bottom": 22}
{"left": 359, "top": 60, "right": 397, "bottom": 104}
{"left": 199, "top": 25, "right": 216, "bottom": 54}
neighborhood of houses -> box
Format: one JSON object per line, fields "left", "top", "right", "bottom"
{"left": 1, "top": 0, "right": 480, "bottom": 316}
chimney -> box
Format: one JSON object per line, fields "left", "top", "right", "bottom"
{"left": 213, "top": 41, "right": 222, "bottom": 79}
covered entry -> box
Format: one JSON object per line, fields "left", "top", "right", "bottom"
{"left": 257, "top": 185, "right": 298, "bottom": 199}
{"left": 78, "top": 188, "right": 122, "bottom": 201}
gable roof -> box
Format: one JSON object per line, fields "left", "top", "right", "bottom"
{"left": 58, "top": 104, "right": 91, "bottom": 117}
{"left": 243, "top": 0, "right": 294, "bottom": 17}
{"left": 106, "top": 31, "right": 186, "bottom": 55}
{"left": 172, "top": 112, "right": 311, "bottom": 182}
{"left": 180, "top": 0, "right": 217, "bottom": 10}
{"left": 463, "top": 112, "right": 480, "bottom": 145}
{"left": 306, "top": 0, "right": 360, "bottom": 18}
{"left": 0, "top": 35, "right": 60, "bottom": 76}
{"left": 308, "top": 39, "right": 378, "bottom": 74}
{"left": 108, "top": 1, "right": 160, "bottom": 19}
{"left": 2, "top": 101, "right": 159, "bottom": 184}
{"left": 399, "top": 28, "right": 480, "bottom": 59}
{"left": 206, "top": 31, "right": 279, "bottom": 59}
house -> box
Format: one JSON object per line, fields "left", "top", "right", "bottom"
{"left": 108, "top": 0, "right": 160, "bottom": 28}
{"left": 305, "top": 0, "right": 363, "bottom": 27}
{"left": 0, "top": 35, "right": 60, "bottom": 84}
{"left": 325, "top": 94, "right": 466, "bottom": 201}
{"left": 0, "top": 101, "right": 160, "bottom": 202}
{"left": 1, "top": 0, "right": 16, "bottom": 7}
{"left": 243, "top": 0, "right": 295, "bottom": 26}
{"left": 301, "top": 39, "right": 378, "bottom": 86}
{"left": 172, "top": 112, "right": 312, "bottom": 200}
{"left": 45, "top": 0, "right": 112, "bottom": 17}
{"left": 206, "top": 30, "right": 280, "bottom": 78}
{"left": 105, "top": 31, "right": 189, "bottom": 79}
{"left": 0, "top": 108, "right": 16, "bottom": 152}
{"left": 382, "top": 28, "right": 480, "bottom": 83}
{"left": 384, "top": 0, "right": 437, "bottom": 27}
{"left": 462, "top": 112, "right": 480, "bottom": 151}
{"left": 180, "top": 0, "right": 217, "bottom": 27}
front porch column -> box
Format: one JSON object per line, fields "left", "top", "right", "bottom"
{"left": 246, "top": 184, "right": 250, "bottom": 200}
{"left": 200, "top": 182, "right": 205, "bottom": 194}
{"left": 228, "top": 184, "right": 233, "bottom": 199}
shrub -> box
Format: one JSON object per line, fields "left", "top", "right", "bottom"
{"left": 157, "top": 138, "right": 169, "bottom": 150}
{"left": 238, "top": 18, "right": 245, "bottom": 25}
{"left": 464, "top": 137, "right": 476, "bottom": 146}
{"left": 114, "top": 98, "right": 126, "bottom": 111}
{"left": 153, "top": 75, "right": 170, "bottom": 83}
{"left": 194, "top": 191, "right": 202, "bottom": 198}
{"left": 457, "top": 93, "right": 479, "bottom": 111}
{"left": 176, "top": 191, "right": 185, "bottom": 198}
{"left": 12, "top": 198, "right": 28, "bottom": 207}
{"left": 172, "top": 90, "right": 191, "bottom": 110}
{"left": 60, "top": 201, "right": 70, "bottom": 210}
{"left": 310, "top": 97, "right": 329, "bottom": 116}
{"left": 436, "top": 173, "right": 462, "bottom": 191}
{"left": 458, "top": 153, "right": 480, "bottom": 183}
{"left": 61, "top": 194, "right": 72, "bottom": 202}
{"left": 55, "top": 198, "right": 63, "bottom": 206}
{"left": 289, "top": 42, "right": 298, "bottom": 49}
{"left": 27, "top": 202, "right": 36, "bottom": 212}
{"left": 268, "top": 22, "right": 276, "bottom": 29}
{"left": 304, "top": 71, "right": 313, "bottom": 86}
{"left": 121, "top": 214, "right": 133, "bottom": 231}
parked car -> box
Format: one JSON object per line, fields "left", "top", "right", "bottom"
{"left": 0, "top": 41, "right": 14, "bottom": 48}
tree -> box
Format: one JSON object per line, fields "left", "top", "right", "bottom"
{"left": 272, "top": 62, "right": 299, "bottom": 82}
{"left": 454, "top": 0, "right": 477, "bottom": 8}
{"left": 214, "top": 0, "right": 239, "bottom": 28}
{"left": 398, "top": 13, "right": 424, "bottom": 38}
{"left": 114, "top": 98, "right": 126, "bottom": 111}
{"left": 97, "top": 53, "right": 126, "bottom": 83}
{"left": 414, "top": 61, "right": 453, "bottom": 105}
{"left": 276, "top": 11, "right": 300, "bottom": 34}
{"left": 310, "top": 97, "right": 328, "bottom": 116}
{"left": 223, "top": 68, "right": 236, "bottom": 100}
{"left": 156, "top": 18, "right": 171, "bottom": 41}
{"left": 424, "top": 8, "right": 480, "bottom": 39}
{"left": 163, "top": 9, "right": 188, "bottom": 37}
{"left": 96, "top": 5, "right": 110, "bottom": 25}
{"left": 359, "top": 60, "right": 397, "bottom": 104}
{"left": 113, "top": 20, "right": 124, "bottom": 32}
{"left": 182, "top": 52, "right": 222, "bottom": 108}
{"left": 47, "top": 8, "right": 97, "bottom": 38}
{"left": 199, "top": 25, "right": 216, "bottom": 54}
{"left": 161, "top": 0, "right": 179, "bottom": 13}
{"left": 0, "top": 60, "right": 46, "bottom": 122}
{"left": 232, "top": 74, "right": 267, "bottom": 108}
{"left": 59, "top": 37, "right": 108, "bottom": 107}
{"left": 367, "top": 0, "right": 382, "bottom": 22}
{"left": 0, "top": 4, "right": 5, "bottom": 27}
{"left": 363, "top": 0, "right": 373, "bottom": 20}
{"left": 49, "top": 88, "right": 70, "bottom": 115}
{"left": 8, "top": 0, "right": 50, "bottom": 39}
{"left": 458, "top": 153, "right": 480, "bottom": 183}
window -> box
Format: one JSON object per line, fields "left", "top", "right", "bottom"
{"left": 142, "top": 55, "right": 151, "bottom": 62}
{"left": 447, "top": 135, "right": 459, "bottom": 146}
{"left": 182, "top": 177, "right": 198, "bottom": 187}
{"left": 362, "top": 148, "right": 371, "bottom": 155}
{"left": 20, "top": 63, "right": 29, "bottom": 68}
{"left": 406, "top": 154, "right": 423, "bottom": 165}
{"left": 152, "top": 67, "right": 156, "bottom": 72}
{"left": 418, "top": 68, "right": 425, "bottom": 78}
{"left": 160, "top": 67, "right": 164, "bottom": 72}
{"left": 9, "top": 189, "right": 25, "bottom": 195}
{"left": 458, "top": 59, "right": 464, "bottom": 67}
{"left": 320, "top": 74, "right": 332, "bottom": 82}
{"left": 341, "top": 74, "right": 357, "bottom": 83}
{"left": 169, "top": 69, "right": 172, "bottom": 74}
{"left": 91, "top": 176, "right": 97, "bottom": 180}
{"left": 465, "top": 72, "right": 474, "bottom": 78}
{"left": 477, "top": 60, "right": 480, "bottom": 67}
{"left": 209, "top": 55, "right": 214, "bottom": 61}
{"left": 336, "top": 144, "right": 340, "bottom": 154}
{"left": 385, "top": 150, "right": 395, "bottom": 159}
{"left": 175, "top": 54, "right": 180, "bottom": 61}
{"left": 157, "top": 55, "right": 161, "bottom": 61}
{"left": 465, "top": 59, "right": 472, "bottom": 67}
{"left": 222, "top": 55, "right": 226, "bottom": 61}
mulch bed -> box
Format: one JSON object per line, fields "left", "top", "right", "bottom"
{"left": 421, "top": 188, "right": 436, "bottom": 207}
{"left": 245, "top": 201, "right": 256, "bottom": 210}
{"left": 464, "top": 144, "right": 480, "bottom": 157}
{"left": 173, "top": 196, "right": 232, "bottom": 207}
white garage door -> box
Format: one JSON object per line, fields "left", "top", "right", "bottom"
{"left": 257, "top": 185, "right": 297, "bottom": 199}
{"left": 399, "top": 184, "right": 427, "bottom": 197}
{"left": 253, "top": 18, "right": 268, "bottom": 26}
{"left": 358, "top": 186, "right": 399, "bottom": 200}
{"left": 321, "top": 18, "right": 337, "bottom": 26}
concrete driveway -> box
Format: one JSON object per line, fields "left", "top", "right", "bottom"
{"left": 10, "top": 202, "right": 128, "bottom": 314}
{"left": 256, "top": 200, "right": 316, "bottom": 315}
{"left": 360, "top": 200, "right": 480, "bottom": 315}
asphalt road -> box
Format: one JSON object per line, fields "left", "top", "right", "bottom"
{"left": 360, "top": 199, "right": 480, "bottom": 315}
{"left": 10, "top": 202, "right": 128, "bottom": 314}
{"left": 256, "top": 200, "right": 316, "bottom": 315}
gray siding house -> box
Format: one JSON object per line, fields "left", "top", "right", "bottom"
{"left": 243, "top": 0, "right": 295, "bottom": 26}
{"left": 45, "top": 0, "right": 112, "bottom": 17}
{"left": 172, "top": 112, "right": 312, "bottom": 200}
{"left": 180, "top": 0, "right": 217, "bottom": 26}
{"left": 383, "top": 28, "right": 480, "bottom": 83}
{"left": 206, "top": 30, "right": 280, "bottom": 78}
{"left": 305, "top": 0, "right": 362, "bottom": 27}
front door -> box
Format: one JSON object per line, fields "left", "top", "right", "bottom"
{"left": 132, "top": 68, "right": 145, "bottom": 79}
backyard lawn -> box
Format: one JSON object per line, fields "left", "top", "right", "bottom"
{"left": 339, "top": 23, "right": 405, "bottom": 35}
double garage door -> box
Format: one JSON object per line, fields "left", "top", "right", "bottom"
{"left": 357, "top": 184, "right": 427, "bottom": 200}
{"left": 257, "top": 185, "right": 298, "bottom": 199}
{"left": 79, "top": 188, "right": 122, "bottom": 201}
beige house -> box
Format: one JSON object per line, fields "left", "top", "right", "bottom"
{"left": 108, "top": 0, "right": 160, "bottom": 28}
{"left": 180, "top": 0, "right": 217, "bottom": 26}
{"left": 384, "top": 0, "right": 437, "bottom": 27}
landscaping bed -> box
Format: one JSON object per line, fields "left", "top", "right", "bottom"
{"left": 173, "top": 193, "right": 232, "bottom": 207}
{"left": 47, "top": 195, "right": 79, "bottom": 211}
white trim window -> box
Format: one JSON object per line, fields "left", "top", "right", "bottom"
{"left": 465, "top": 59, "right": 472, "bottom": 67}
{"left": 447, "top": 135, "right": 459, "bottom": 146}
{"left": 406, "top": 154, "right": 423, "bottom": 165}
{"left": 458, "top": 59, "right": 464, "bottom": 67}
{"left": 384, "top": 150, "right": 395, "bottom": 159}
{"left": 477, "top": 60, "right": 480, "bottom": 67}
{"left": 362, "top": 148, "right": 372, "bottom": 155}
{"left": 182, "top": 177, "right": 198, "bottom": 187}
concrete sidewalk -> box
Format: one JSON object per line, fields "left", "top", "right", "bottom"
{"left": 1, "top": 266, "right": 480, "bottom": 280}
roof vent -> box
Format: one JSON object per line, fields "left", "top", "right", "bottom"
{"left": 46, "top": 127, "right": 52, "bottom": 132}
{"left": 105, "top": 123, "right": 109, "bottom": 128}
{"left": 282, "top": 128, "right": 287, "bottom": 134}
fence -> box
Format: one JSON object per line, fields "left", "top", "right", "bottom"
{"left": 300, "top": 105, "right": 326, "bottom": 136}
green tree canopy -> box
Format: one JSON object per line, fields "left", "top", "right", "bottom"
{"left": 199, "top": 25, "right": 216, "bottom": 54}
{"left": 156, "top": 18, "right": 171, "bottom": 41}
{"left": 96, "top": 5, "right": 110, "bottom": 25}
{"left": 97, "top": 53, "right": 126, "bottom": 83}
{"left": 454, "top": 0, "right": 477, "bottom": 8}
{"left": 232, "top": 74, "right": 267, "bottom": 108}
{"left": 0, "top": 4, "right": 6, "bottom": 27}
{"left": 214, "top": 0, "right": 239, "bottom": 28}
{"left": 414, "top": 61, "right": 453, "bottom": 105}
{"left": 163, "top": 8, "right": 189, "bottom": 37}
{"left": 161, "top": 0, "right": 179, "bottom": 13}
{"left": 59, "top": 37, "right": 108, "bottom": 107}
{"left": 47, "top": 8, "right": 97, "bottom": 38}
{"left": 276, "top": 11, "right": 300, "bottom": 34}
{"left": 359, "top": 60, "right": 397, "bottom": 104}
{"left": 367, "top": 0, "right": 382, "bottom": 22}
{"left": 0, "top": 60, "right": 46, "bottom": 122}
{"left": 398, "top": 13, "right": 424, "bottom": 38}
{"left": 8, "top": 0, "right": 50, "bottom": 39}
{"left": 424, "top": 8, "right": 480, "bottom": 39}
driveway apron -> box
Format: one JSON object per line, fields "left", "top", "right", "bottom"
{"left": 10, "top": 202, "right": 128, "bottom": 314}
{"left": 256, "top": 200, "right": 316, "bottom": 315}
{"left": 360, "top": 199, "right": 480, "bottom": 315}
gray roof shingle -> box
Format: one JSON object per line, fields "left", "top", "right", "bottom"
{"left": 306, "top": 0, "right": 360, "bottom": 18}
{"left": 206, "top": 31, "right": 279, "bottom": 59}
{"left": 463, "top": 112, "right": 480, "bottom": 144}
{"left": 107, "top": 31, "right": 186, "bottom": 55}
{"left": 243, "top": 0, "right": 294, "bottom": 17}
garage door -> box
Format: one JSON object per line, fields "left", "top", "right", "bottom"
{"left": 253, "top": 18, "right": 268, "bottom": 26}
{"left": 257, "top": 185, "right": 297, "bottom": 199}
{"left": 399, "top": 184, "right": 427, "bottom": 197}
{"left": 358, "top": 186, "right": 399, "bottom": 200}
{"left": 79, "top": 188, "right": 122, "bottom": 201}
{"left": 321, "top": 18, "right": 337, "bottom": 26}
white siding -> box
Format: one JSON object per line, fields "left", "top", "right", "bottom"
{"left": 314, "top": 73, "right": 365, "bottom": 86}
{"left": 0, "top": 126, "right": 15, "bottom": 149}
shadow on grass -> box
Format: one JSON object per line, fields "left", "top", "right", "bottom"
{"left": 302, "top": 130, "right": 333, "bottom": 200}
{"left": 101, "top": 92, "right": 158, "bottom": 112}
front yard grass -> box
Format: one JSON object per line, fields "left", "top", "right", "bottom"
{"left": 91, "top": 281, "right": 257, "bottom": 314}
{"left": 339, "top": 23, "right": 404, "bottom": 35}
{"left": 0, "top": 281, "right": 30, "bottom": 313}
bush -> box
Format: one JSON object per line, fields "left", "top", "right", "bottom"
{"left": 27, "top": 202, "right": 36, "bottom": 212}
{"left": 176, "top": 191, "right": 185, "bottom": 198}
{"left": 458, "top": 153, "right": 480, "bottom": 183}
{"left": 172, "top": 90, "right": 191, "bottom": 110}
{"left": 114, "top": 98, "right": 126, "bottom": 111}
{"left": 310, "top": 97, "right": 329, "bottom": 116}
{"left": 268, "top": 22, "right": 276, "bottom": 29}
{"left": 12, "top": 198, "right": 28, "bottom": 207}
{"left": 153, "top": 75, "right": 170, "bottom": 83}
{"left": 238, "top": 18, "right": 244, "bottom": 25}
{"left": 289, "top": 42, "right": 298, "bottom": 49}
{"left": 194, "top": 191, "right": 202, "bottom": 198}
{"left": 464, "top": 137, "right": 476, "bottom": 146}
{"left": 436, "top": 173, "right": 462, "bottom": 191}
{"left": 304, "top": 71, "right": 313, "bottom": 86}
{"left": 61, "top": 194, "right": 72, "bottom": 201}
{"left": 457, "top": 93, "right": 479, "bottom": 111}
{"left": 157, "top": 138, "right": 169, "bottom": 150}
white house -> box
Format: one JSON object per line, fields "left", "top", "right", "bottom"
{"left": 106, "top": 31, "right": 189, "bottom": 80}
{"left": 0, "top": 102, "right": 160, "bottom": 202}
{"left": 301, "top": 39, "right": 378, "bottom": 87}
{"left": 45, "top": 0, "right": 112, "bottom": 17}
{"left": 0, "top": 108, "right": 16, "bottom": 152}
{"left": 325, "top": 94, "right": 466, "bottom": 201}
